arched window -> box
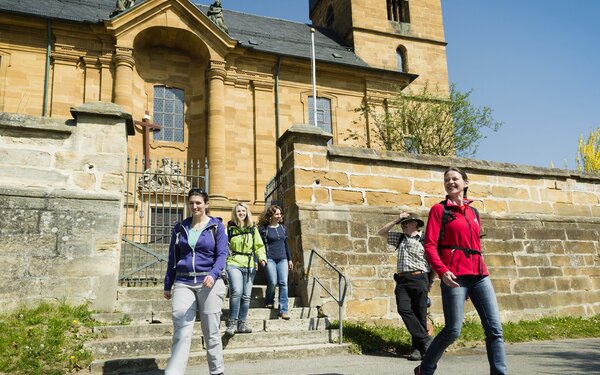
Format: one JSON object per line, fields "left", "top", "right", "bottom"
{"left": 396, "top": 47, "right": 407, "bottom": 73}
{"left": 153, "top": 85, "right": 185, "bottom": 143}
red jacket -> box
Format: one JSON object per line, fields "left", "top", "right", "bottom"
{"left": 424, "top": 198, "right": 489, "bottom": 278}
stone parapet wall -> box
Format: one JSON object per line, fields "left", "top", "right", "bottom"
{"left": 0, "top": 103, "right": 132, "bottom": 313}
{"left": 278, "top": 125, "right": 600, "bottom": 324}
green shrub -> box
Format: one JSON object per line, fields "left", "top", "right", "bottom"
{"left": 0, "top": 301, "right": 97, "bottom": 375}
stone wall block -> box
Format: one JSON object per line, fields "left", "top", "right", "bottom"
{"left": 350, "top": 175, "right": 411, "bottom": 192}
{"left": 0, "top": 209, "right": 39, "bottom": 234}
{"left": 72, "top": 171, "right": 97, "bottom": 190}
{"left": 366, "top": 191, "right": 420, "bottom": 207}
{"left": 565, "top": 229, "right": 599, "bottom": 241}
{"left": 567, "top": 241, "right": 597, "bottom": 255}
{"left": 554, "top": 203, "right": 592, "bottom": 217}
{"left": 513, "top": 278, "right": 556, "bottom": 293}
{"left": 331, "top": 189, "right": 364, "bottom": 205}
{"left": 296, "top": 169, "right": 348, "bottom": 187}
{"left": 516, "top": 267, "right": 540, "bottom": 278}
{"left": 515, "top": 254, "right": 551, "bottom": 267}
{"left": 525, "top": 240, "right": 565, "bottom": 254}
{"left": 481, "top": 227, "right": 513, "bottom": 240}
{"left": 525, "top": 228, "right": 567, "bottom": 241}
{"left": 316, "top": 219, "right": 349, "bottom": 235}
{"left": 352, "top": 239, "right": 368, "bottom": 253}
{"left": 0, "top": 148, "right": 52, "bottom": 167}
{"left": 483, "top": 254, "right": 516, "bottom": 267}
{"left": 508, "top": 201, "right": 554, "bottom": 214}
{"left": 483, "top": 240, "right": 523, "bottom": 254}
{"left": 538, "top": 267, "right": 563, "bottom": 277}
{"left": 350, "top": 222, "right": 368, "bottom": 238}
{"left": 346, "top": 299, "right": 388, "bottom": 319}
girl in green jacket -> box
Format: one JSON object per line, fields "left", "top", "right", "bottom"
{"left": 224, "top": 202, "right": 267, "bottom": 337}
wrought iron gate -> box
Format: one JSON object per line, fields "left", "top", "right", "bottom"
{"left": 120, "top": 156, "right": 208, "bottom": 286}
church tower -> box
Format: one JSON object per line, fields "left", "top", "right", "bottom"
{"left": 309, "top": 0, "right": 448, "bottom": 92}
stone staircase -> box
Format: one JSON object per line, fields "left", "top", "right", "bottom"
{"left": 82, "top": 285, "right": 350, "bottom": 374}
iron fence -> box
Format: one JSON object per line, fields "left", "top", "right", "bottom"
{"left": 120, "top": 156, "right": 208, "bottom": 286}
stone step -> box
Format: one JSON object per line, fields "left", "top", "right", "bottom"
{"left": 114, "top": 296, "right": 304, "bottom": 314}
{"left": 94, "top": 317, "right": 332, "bottom": 339}
{"left": 93, "top": 306, "right": 320, "bottom": 324}
{"left": 86, "top": 329, "right": 339, "bottom": 359}
{"left": 116, "top": 285, "right": 282, "bottom": 301}
{"left": 87, "top": 342, "right": 352, "bottom": 375}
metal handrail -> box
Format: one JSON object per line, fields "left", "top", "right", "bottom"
{"left": 306, "top": 249, "right": 348, "bottom": 344}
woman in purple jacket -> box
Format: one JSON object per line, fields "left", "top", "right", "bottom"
{"left": 163, "top": 188, "right": 228, "bottom": 375}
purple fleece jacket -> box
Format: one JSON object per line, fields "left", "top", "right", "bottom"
{"left": 164, "top": 216, "right": 228, "bottom": 291}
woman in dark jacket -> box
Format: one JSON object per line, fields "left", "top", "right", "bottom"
{"left": 164, "top": 188, "right": 228, "bottom": 375}
{"left": 258, "top": 205, "right": 293, "bottom": 320}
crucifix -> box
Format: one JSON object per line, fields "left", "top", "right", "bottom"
{"left": 134, "top": 111, "right": 161, "bottom": 170}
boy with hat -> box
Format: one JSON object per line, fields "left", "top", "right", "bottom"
{"left": 378, "top": 212, "right": 432, "bottom": 361}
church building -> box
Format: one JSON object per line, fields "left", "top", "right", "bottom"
{"left": 0, "top": 0, "right": 448, "bottom": 215}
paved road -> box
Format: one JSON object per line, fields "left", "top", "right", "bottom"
{"left": 146, "top": 338, "right": 600, "bottom": 374}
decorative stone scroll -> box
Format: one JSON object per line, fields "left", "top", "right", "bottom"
{"left": 138, "top": 157, "right": 190, "bottom": 194}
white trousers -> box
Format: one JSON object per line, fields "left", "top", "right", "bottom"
{"left": 165, "top": 280, "right": 225, "bottom": 375}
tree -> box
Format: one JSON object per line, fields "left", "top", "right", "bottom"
{"left": 348, "top": 84, "right": 502, "bottom": 157}
{"left": 576, "top": 127, "right": 600, "bottom": 173}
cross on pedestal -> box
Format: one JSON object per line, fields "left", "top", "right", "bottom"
{"left": 134, "top": 111, "right": 161, "bottom": 170}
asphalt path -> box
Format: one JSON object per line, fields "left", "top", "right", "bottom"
{"left": 169, "top": 338, "right": 600, "bottom": 374}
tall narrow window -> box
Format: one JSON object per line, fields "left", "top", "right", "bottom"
{"left": 153, "top": 85, "right": 185, "bottom": 143}
{"left": 387, "top": 0, "right": 410, "bottom": 23}
{"left": 308, "top": 96, "right": 333, "bottom": 135}
{"left": 396, "top": 47, "right": 406, "bottom": 72}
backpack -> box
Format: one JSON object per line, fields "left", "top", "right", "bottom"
{"left": 438, "top": 199, "right": 480, "bottom": 243}
{"left": 227, "top": 224, "right": 257, "bottom": 268}
{"left": 437, "top": 200, "right": 482, "bottom": 259}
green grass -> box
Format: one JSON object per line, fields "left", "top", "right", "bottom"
{"left": 334, "top": 314, "right": 600, "bottom": 355}
{"left": 0, "top": 301, "right": 98, "bottom": 375}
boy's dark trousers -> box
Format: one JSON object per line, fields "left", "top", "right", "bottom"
{"left": 394, "top": 272, "right": 430, "bottom": 352}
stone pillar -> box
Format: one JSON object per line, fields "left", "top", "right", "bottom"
{"left": 113, "top": 47, "right": 135, "bottom": 113}
{"left": 83, "top": 56, "right": 101, "bottom": 103}
{"left": 276, "top": 124, "right": 333, "bottom": 306}
{"left": 207, "top": 61, "right": 227, "bottom": 199}
{"left": 252, "top": 80, "right": 275, "bottom": 203}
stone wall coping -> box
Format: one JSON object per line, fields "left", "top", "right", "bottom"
{"left": 70, "top": 101, "right": 135, "bottom": 135}
{"left": 277, "top": 123, "right": 333, "bottom": 147}
{"left": 295, "top": 203, "right": 600, "bottom": 224}
{"left": 0, "top": 186, "right": 121, "bottom": 202}
{"left": 0, "top": 112, "right": 73, "bottom": 135}
{"left": 327, "top": 145, "right": 600, "bottom": 182}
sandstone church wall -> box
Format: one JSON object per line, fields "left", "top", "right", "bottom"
{"left": 0, "top": 103, "right": 130, "bottom": 313}
{"left": 278, "top": 125, "right": 600, "bottom": 324}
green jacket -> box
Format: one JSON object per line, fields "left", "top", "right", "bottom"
{"left": 226, "top": 223, "right": 267, "bottom": 268}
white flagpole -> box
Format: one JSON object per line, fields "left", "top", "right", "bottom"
{"left": 310, "top": 28, "right": 318, "bottom": 128}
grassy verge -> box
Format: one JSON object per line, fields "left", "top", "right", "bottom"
{"left": 0, "top": 301, "right": 97, "bottom": 375}
{"left": 334, "top": 314, "right": 600, "bottom": 355}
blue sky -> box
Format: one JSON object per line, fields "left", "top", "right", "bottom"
{"left": 197, "top": 1, "right": 600, "bottom": 170}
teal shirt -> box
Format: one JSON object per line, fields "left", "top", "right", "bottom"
{"left": 188, "top": 223, "right": 207, "bottom": 249}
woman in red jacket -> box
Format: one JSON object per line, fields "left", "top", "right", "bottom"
{"left": 415, "top": 167, "right": 506, "bottom": 375}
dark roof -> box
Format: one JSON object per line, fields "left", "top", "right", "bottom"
{"left": 0, "top": 0, "right": 370, "bottom": 69}
{"left": 194, "top": 4, "right": 370, "bottom": 69}
{"left": 0, "top": 0, "right": 118, "bottom": 23}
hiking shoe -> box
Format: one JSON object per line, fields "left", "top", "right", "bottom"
{"left": 278, "top": 312, "right": 290, "bottom": 320}
{"left": 224, "top": 320, "right": 237, "bottom": 337}
{"left": 414, "top": 365, "right": 424, "bottom": 375}
{"left": 236, "top": 320, "right": 252, "bottom": 334}
{"left": 408, "top": 348, "right": 422, "bottom": 361}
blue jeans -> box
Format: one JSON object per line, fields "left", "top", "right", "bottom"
{"left": 226, "top": 265, "right": 256, "bottom": 321}
{"left": 421, "top": 276, "right": 506, "bottom": 375}
{"left": 265, "top": 258, "right": 289, "bottom": 313}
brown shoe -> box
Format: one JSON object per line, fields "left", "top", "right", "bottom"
{"left": 278, "top": 312, "right": 290, "bottom": 320}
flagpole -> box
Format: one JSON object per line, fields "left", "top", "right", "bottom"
{"left": 310, "top": 28, "right": 318, "bottom": 128}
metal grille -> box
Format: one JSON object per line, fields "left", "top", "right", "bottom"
{"left": 120, "top": 156, "right": 208, "bottom": 286}
{"left": 264, "top": 170, "right": 283, "bottom": 208}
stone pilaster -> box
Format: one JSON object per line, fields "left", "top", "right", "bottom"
{"left": 207, "top": 61, "right": 227, "bottom": 200}
{"left": 113, "top": 47, "right": 135, "bottom": 113}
